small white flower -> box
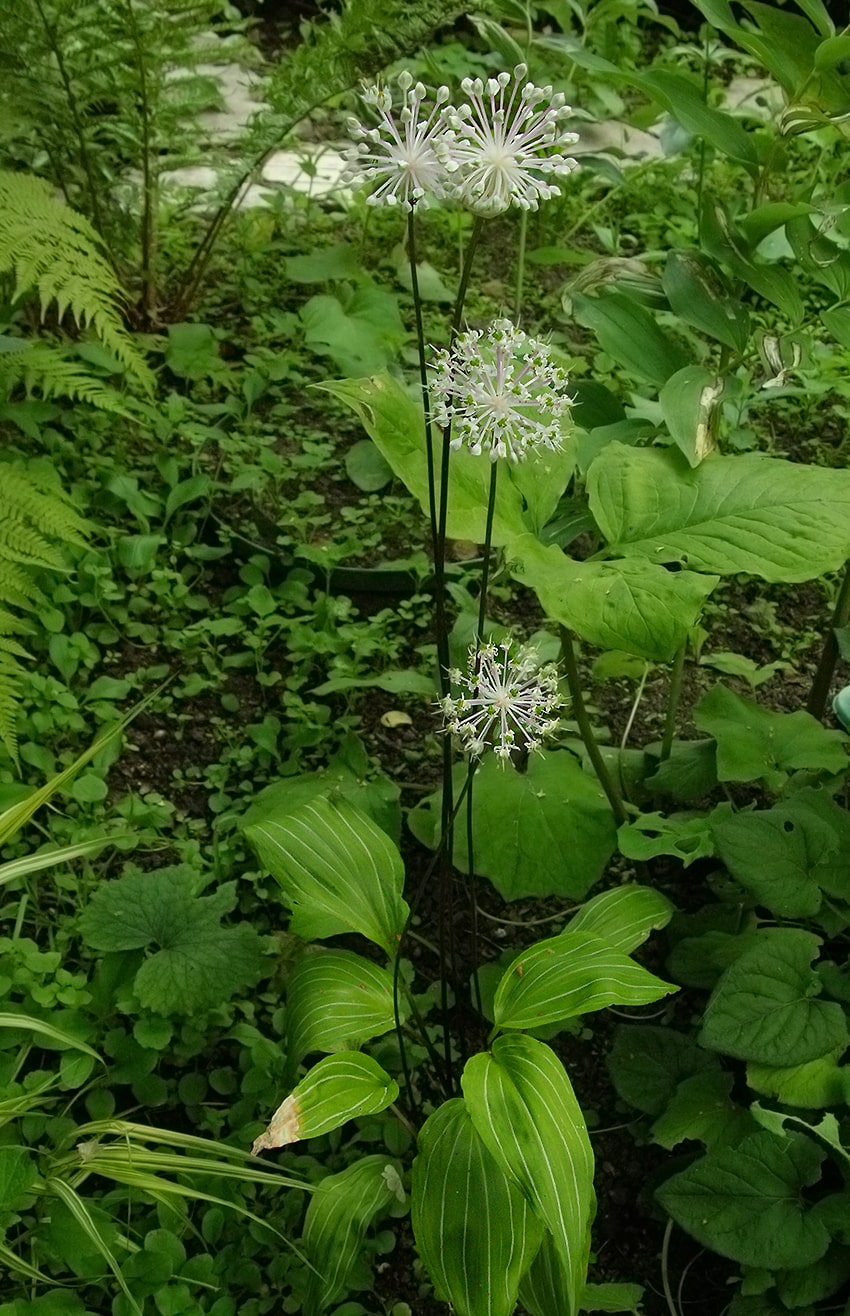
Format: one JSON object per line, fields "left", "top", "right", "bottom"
{"left": 441, "top": 639, "right": 561, "bottom": 764}
{"left": 343, "top": 71, "right": 452, "bottom": 211}
{"left": 439, "top": 64, "right": 580, "bottom": 216}
{"left": 431, "top": 318, "right": 572, "bottom": 462}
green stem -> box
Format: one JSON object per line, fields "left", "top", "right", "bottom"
{"left": 559, "top": 626, "right": 627, "bottom": 825}
{"left": 807, "top": 560, "right": 850, "bottom": 720}
{"left": 660, "top": 643, "right": 686, "bottom": 762}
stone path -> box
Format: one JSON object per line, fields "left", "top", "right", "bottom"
{"left": 159, "top": 45, "right": 775, "bottom": 209}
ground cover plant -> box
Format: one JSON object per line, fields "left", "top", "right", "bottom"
{"left": 2, "top": 0, "right": 850, "bottom": 1313}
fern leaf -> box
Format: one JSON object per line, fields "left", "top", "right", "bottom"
{"left": 0, "top": 170, "right": 152, "bottom": 391}
{"left": 0, "top": 460, "right": 88, "bottom": 764}
{"left": 0, "top": 342, "right": 133, "bottom": 413}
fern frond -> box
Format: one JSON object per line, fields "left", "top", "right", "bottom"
{"left": 0, "top": 461, "right": 88, "bottom": 764}
{"left": 0, "top": 170, "right": 152, "bottom": 391}
{"left": 0, "top": 342, "right": 132, "bottom": 413}
{"left": 0, "top": 659, "right": 22, "bottom": 769}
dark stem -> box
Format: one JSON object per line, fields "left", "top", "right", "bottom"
{"left": 660, "top": 643, "right": 686, "bottom": 762}
{"left": 32, "top": 0, "right": 110, "bottom": 254}
{"left": 407, "top": 209, "right": 438, "bottom": 560}
{"left": 807, "top": 560, "right": 850, "bottom": 720}
{"left": 433, "top": 215, "right": 484, "bottom": 1087}
{"left": 559, "top": 626, "right": 627, "bottom": 825}
{"left": 122, "top": 0, "right": 156, "bottom": 323}
{"left": 464, "top": 460, "right": 499, "bottom": 1028}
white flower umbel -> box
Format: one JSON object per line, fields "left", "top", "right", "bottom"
{"left": 343, "top": 72, "right": 452, "bottom": 211}
{"left": 441, "top": 640, "right": 561, "bottom": 763}
{"left": 439, "top": 64, "right": 579, "bottom": 216}
{"left": 431, "top": 318, "right": 572, "bottom": 463}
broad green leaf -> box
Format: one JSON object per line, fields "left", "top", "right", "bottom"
{"left": 775, "top": 1243, "right": 850, "bottom": 1310}
{"left": 285, "top": 949, "right": 400, "bottom": 1066}
{"left": 635, "top": 68, "right": 759, "bottom": 171}
{"left": 700, "top": 198, "right": 804, "bottom": 320}
{"left": 700, "top": 928, "right": 849, "bottom": 1065}
{"left": 650, "top": 1071, "right": 754, "bottom": 1150}
{"left": 788, "top": 216, "right": 850, "bottom": 302}
{"left": 252, "top": 1054, "right": 399, "bottom": 1154}
{"left": 580, "top": 1282, "right": 645, "bottom": 1313}
{"left": 506, "top": 533, "right": 717, "bottom": 662}
{"left": 285, "top": 244, "right": 363, "bottom": 283}
{"left": 656, "top": 1131, "right": 829, "bottom": 1269}
{"left": 245, "top": 793, "right": 408, "bottom": 955}
{"left": 493, "top": 932, "right": 676, "bottom": 1031}
{"left": 463, "top": 1035, "right": 595, "bottom": 1316}
{"left": 644, "top": 738, "right": 718, "bottom": 802}
{"left": 563, "top": 885, "right": 674, "bottom": 954}
{"left": 695, "top": 685, "right": 848, "bottom": 787}
{"left": 302, "top": 1156, "right": 400, "bottom": 1316}
{"left": 78, "top": 866, "right": 268, "bottom": 1015}
{"left": 520, "top": 1235, "right": 573, "bottom": 1316}
{"left": 164, "top": 323, "right": 220, "bottom": 380}
{"left": 589, "top": 443, "right": 850, "bottom": 582}
{"left": 408, "top": 752, "right": 616, "bottom": 902}
{"left": 738, "top": 202, "right": 817, "bottom": 248}
{"left": 823, "top": 306, "right": 850, "bottom": 350}
{"left": 659, "top": 365, "right": 723, "bottom": 467}
{"left": 300, "top": 286, "right": 405, "bottom": 376}
{"left": 411, "top": 1099, "right": 544, "bottom": 1316}
{"left": 607, "top": 1025, "right": 719, "bottom": 1117}
{"left": 319, "top": 372, "right": 576, "bottom": 546}
{"left": 711, "top": 798, "right": 840, "bottom": 917}
{"left": 617, "top": 810, "right": 715, "bottom": 866}
{"left": 241, "top": 736, "right": 401, "bottom": 843}
{"left": 572, "top": 291, "right": 688, "bottom": 385}
{"left": 344, "top": 438, "right": 393, "bottom": 491}
{"left": 662, "top": 251, "right": 749, "bottom": 352}
{"left": 747, "top": 1052, "right": 846, "bottom": 1109}
{"left": 0, "top": 1147, "right": 36, "bottom": 1214}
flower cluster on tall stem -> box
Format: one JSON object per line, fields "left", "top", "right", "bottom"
{"left": 442, "top": 640, "right": 562, "bottom": 764}
{"left": 342, "top": 72, "right": 451, "bottom": 212}
{"left": 438, "top": 65, "right": 580, "bottom": 216}
{"left": 431, "top": 318, "right": 573, "bottom": 463}
{"left": 343, "top": 64, "right": 580, "bottom": 217}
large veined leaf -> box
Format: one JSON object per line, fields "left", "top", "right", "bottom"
{"left": 571, "top": 291, "right": 689, "bottom": 386}
{"left": 588, "top": 444, "right": 850, "bottom": 582}
{"left": 411, "top": 1099, "right": 544, "bottom": 1316}
{"left": 318, "top": 373, "right": 576, "bottom": 545}
{"left": 251, "top": 1053, "right": 398, "bottom": 1154}
{"left": 463, "top": 1035, "right": 595, "bottom": 1316}
{"left": 493, "top": 932, "right": 676, "bottom": 1032}
{"left": 285, "top": 949, "right": 402, "bottom": 1067}
{"left": 662, "top": 251, "right": 749, "bottom": 353}
{"left": 408, "top": 752, "right": 616, "bottom": 902}
{"left": 244, "top": 793, "right": 408, "bottom": 955}
{"left": 608, "top": 1025, "right": 720, "bottom": 1117}
{"left": 634, "top": 68, "right": 759, "bottom": 172}
{"left": 700, "top": 928, "right": 849, "bottom": 1066}
{"left": 656, "top": 1131, "right": 829, "bottom": 1270}
{"left": 302, "top": 1156, "right": 402, "bottom": 1316}
{"left": 506, "top": 533, "right": 717, "bottom": 662}
{"left": 563, "top": 885, "right": 674, "bottom": 954}
{"left": 695, "top": 685, "right": 848, "bottom": 788}
{"left": 711, "top": 798, "right": 840, "bottom": 918}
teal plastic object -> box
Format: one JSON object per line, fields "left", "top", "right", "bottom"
{"left": 832, "top": 685, "right": 850, "bottom": 730}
